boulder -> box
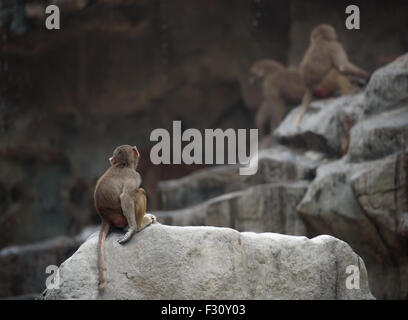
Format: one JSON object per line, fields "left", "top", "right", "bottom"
{"left": 43, "top": 224, "right": 374, "bottom": 300}
{"left": 351, "top": 149, "right": 408, "bottom": 239}
{"left": 297, "top": 156, "right": 408, "bottom": 299}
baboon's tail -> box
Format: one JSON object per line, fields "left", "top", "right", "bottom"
{"left": 98, "top": 219, "right": 110, "bottom": 293}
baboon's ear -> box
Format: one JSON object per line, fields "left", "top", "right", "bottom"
{"left": 132, "top": 146, "right": 140, "bottom": 157}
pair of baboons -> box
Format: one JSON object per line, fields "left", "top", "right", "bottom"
{"left": 250, "top": 24, "right": 370, "bottom": 136}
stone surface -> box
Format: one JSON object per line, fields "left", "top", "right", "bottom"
{"left": 158, "top": 146, "right": 319, "bottom": 210}
{"left": 297, "top": 155, "right": 408, "bottom": 299}
{"left": 363, "top": 53, "right": 408, "bottom": 116}
{"left": 43, "top": 224, "right": 374, "bottom": 300}
{"left": 351, "top": 150, "right": 408, "bottom": 239}
{"left": 274, "top": 94, "right": 365, "bottom": 156}
{"left": 157, "top": 181, "right": 308, "bottom": 235}
{"left": 346, "top": 106, "right": 408, "bottom": 163}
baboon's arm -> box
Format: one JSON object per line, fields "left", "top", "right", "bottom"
{"left": 331, "top": 43, "right": 370, "bottom": 80}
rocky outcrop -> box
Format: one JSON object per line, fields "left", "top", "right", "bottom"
{"left": 154, "top": 54, "right": 408, "bottom": 299}
{"left": 157, "top": 181, "right": 308, "bottom": 235}
{"left": 296, "top": 153, "right": 408, "bottom": 299}
{"left": 158, "top": 146, "right": 319, "bottom": 210}
{"left": 346, "top": 107, "right": 408, "bottom": 162}
{"left": 274, "top": 94, "right": 364, "bottom": 156}
{"left": 43, "top": 224, "right": 374, "bottom": 300}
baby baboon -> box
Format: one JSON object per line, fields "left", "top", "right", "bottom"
{"left": 94, "top": 145, "right": 157, "bottom": 292}
{"left": 296, "top": 23, "right": 370, "bottom": 127}
{"left": 250, "top": 59, "right": 358, "bottom": 136}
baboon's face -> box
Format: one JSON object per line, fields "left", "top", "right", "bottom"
{"left": 311, "top": 24, "right": 337, "bottom": 42}
{"left": 250, "top": 63, "right": 267, "bottom": 78}
{"left": 109, "top": 145, "right": 140, "bottom": 168}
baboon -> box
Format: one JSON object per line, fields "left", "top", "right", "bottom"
{"left": 296, "top": 23, "right": 370, "bottom": 127}
{"left": 94, "top": 145, "right": 157, "bottom": 292}
{"left": 250, "top": 59, "right": 358, "bottom": 137}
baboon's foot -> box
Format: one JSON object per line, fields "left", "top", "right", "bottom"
{"left": 147, "top": 213, "right": 157, "bottom": 224}
{"left": 138, "top": 214, "right": 157, "bottom": 231}
{"left": 117, "top": 227, "right": 136, "bottom": 244}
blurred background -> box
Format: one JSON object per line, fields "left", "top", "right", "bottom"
{"left": 0, "top": 0, "right": 407, "bottom": 299}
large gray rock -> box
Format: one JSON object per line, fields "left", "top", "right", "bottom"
{"left": 364, "top": 53, "right": 408, "bottom": 116}
{"left": 351, "top": 149, "right": 408, "bottom": 239}
{"left": 346, "top": 106, "right": 408, "bottom": 162}
{"left": 297, "top": 156, "right": 408, "bottom": 299}
{"left": 43, "top": 224, "right": 374, "bottom": 300}
{"left": 157, "top": 181, "right": 309, "bottom": 235}
{"left": 158, "top": 146, "right": 319, "bottom": 210}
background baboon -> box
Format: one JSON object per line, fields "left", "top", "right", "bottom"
{"left": 94, "top": 145, "right": 156, "bottom": 292}
{"left": 250, "top": 59, "right": 359, "bottom": 137}
{"left": 296, "top": 23, "right": 370, "bottom": 127}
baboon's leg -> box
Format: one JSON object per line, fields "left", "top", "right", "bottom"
{"left": 118, "top": 192, "right": 137, "bottom": 244}
{"left": 135, "top": 188, "right": 147, "bottom": 231}
{"left": 319, "top": 69, "right": 339, "bottom": 95}
{"left": 296, "top": 88, "right": 312, "bottom": 128}
{"left": 134, "top": 188, "right": 156, "bottom": 231}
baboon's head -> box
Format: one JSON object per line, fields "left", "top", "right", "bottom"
{"left": 109, "top": 145, "right": 140, "bottom": 169}
{"left": 249, "top": 60, "right": 283, "bottom": 83}
{"left": 310, "top": 24, "right": 337, "bottom": 42}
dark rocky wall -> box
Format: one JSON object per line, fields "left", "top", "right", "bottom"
{"left": 0, "top": 0, "right": 290, "bottom": 247}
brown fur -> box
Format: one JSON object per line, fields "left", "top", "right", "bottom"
{"left": 94, "top": 145, "right": 156, "bottom": 293}
{"left": 296, "top": 24, "right": 370, "bottom": 127}
{"left": 250, "top": 59, "right": 359, "bottom": 136}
